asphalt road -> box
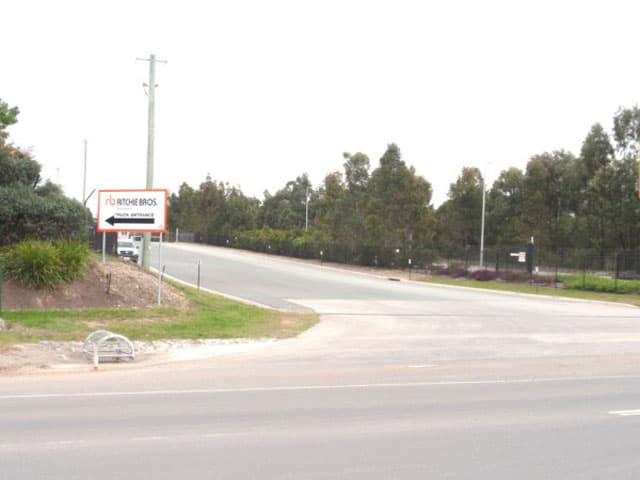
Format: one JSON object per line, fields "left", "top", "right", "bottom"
{"left": 2, "top": 243, "right": 640, "bottom": 479}
{"left": 2, "top": 376, "right": 640, "bottom": 479}
{"left": 154, "top": 243, "right": 640, "bottom": 368}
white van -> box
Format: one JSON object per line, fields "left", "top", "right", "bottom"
{"left": 117, "top": 239, "right": 139, "bottom": 262}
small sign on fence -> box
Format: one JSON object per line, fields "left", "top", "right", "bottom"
{"left": 510, "top": 252, "right": 526, "bottom": 263}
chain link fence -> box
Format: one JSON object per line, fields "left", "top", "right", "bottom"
{"left": 168, "top": 230, "right": 640, "bottom": 287}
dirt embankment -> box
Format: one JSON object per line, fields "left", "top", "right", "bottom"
{"left": 0, "top": 258, "right": 193, "bottom": 375}
{"left": 1, "top": 258, "right": 189, "bottom": 311}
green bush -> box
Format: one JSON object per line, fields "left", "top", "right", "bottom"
{"left": 561, "top": 274, "right": 640, "bottom": 294}
{"left": 55, "top": 240, "right": 90, "bottom": 282}
{"left": 5, "top": 240, "right": 62, "bottom": 289}
{"left": 0, "top": 184, "right": 87, "bottom": 246}
{"left": 4, "top": 240, "right": 90, "bottom": 289}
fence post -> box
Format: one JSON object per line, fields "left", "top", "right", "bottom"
{"left": 464, "top": 246, "right": 469, "bottom": 275}
{"left": 505, "top": 254, "right": 510, "bottom": 282}
{"left": 615, "top": 253, "right": 620, "bottom": 292}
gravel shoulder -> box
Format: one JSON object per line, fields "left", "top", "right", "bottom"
{"left": 0, "top": 338, "right": 277, "bottom": 376}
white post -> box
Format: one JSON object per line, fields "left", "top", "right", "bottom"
{"left": 102, "top": 232, "right": 106, "bottom": 264}
{"left": 93, "top": 343, "right": 99, "bottom": 370}
{"left": 157, "top": 233, "right": 163, "bottom": 305}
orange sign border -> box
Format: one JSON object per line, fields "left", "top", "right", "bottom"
{"left": 96, "top": 189, "right": 169, "bottom": 233}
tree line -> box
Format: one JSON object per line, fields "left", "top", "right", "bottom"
{"left": 169, "top": 106, "right": 640, "bottom": 265}
{"left": 439, "top": 108, "right": 640, "bottom": 257}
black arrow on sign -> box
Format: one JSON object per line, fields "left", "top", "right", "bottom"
{"left": 106, "top": 216, "right": 155, "bottom": 226}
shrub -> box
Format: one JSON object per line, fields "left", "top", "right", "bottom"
{"left": 427, "top": 265, "right": 468, "bottom": 277}
{"left": 55, "top": 240, "right": 90, "bottom": 282}
{"left": 499, "top": 270, "right": 533, "bottom": 283}
{"left": 529, "top": 274, "right": 556, "bottom": 285}
{"left": 5, "top": 240, "right": 62, "bottom": 289}
{"left": 449, "top": 267, "right": 468, "bottom": 278}
{"left": 4, "top": 239, "right": 90, "bottom": 289}
{"left": 469, "top": 269, "right": 497, "bottom": 281}
{"left": 0, "top": 184, "right": 86, "bottom": 246}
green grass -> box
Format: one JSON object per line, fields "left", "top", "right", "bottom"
{"left": 0, "top": 283, "right": 318, "bottom": 345}
{"left": 561, "top": 274, "right": 640, "bottom": 294}
{"left": 420, "top": 274, "right": 640, "bottom": 307}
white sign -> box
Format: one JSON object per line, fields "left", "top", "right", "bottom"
{"left": 97, "top": 189, "right": 168, "bottom": 233}
{"left": 509, "top": 251, "right": 526, "bottom": 263}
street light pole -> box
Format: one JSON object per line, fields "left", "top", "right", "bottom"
{"left": 480, "top": 170, "right": 486, "bottom": 269}
{"left": 82, "top": 139, "right": 88, "bottom": 238}
{"left": 305, "top": 185, "right": 309, "bottom": 232}
{"left": 82, "top": 139, "right": 88, "bottom": 206}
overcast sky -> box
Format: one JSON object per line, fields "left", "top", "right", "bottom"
{"left": 3, "top": 0, "right": 640, "bottom": 213}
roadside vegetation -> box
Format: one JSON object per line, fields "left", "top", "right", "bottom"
{"left": 0, "top": 100, "right": 88, "bottom": 247}
{"left": 3, "top": 240, "right": 90, "bottom": 289}
{"left": 0, "top": 98, "right": 92, "bottom": 289}
{"left": 560, "top": 274, "right": 640, "bottom": 294}
{"left": 0, "top": 282, "right": 318, "bottom": 345}
{"left": 420, "top": 274, "right": 640, "bottom": 307}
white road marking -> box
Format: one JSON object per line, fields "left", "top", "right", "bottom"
{"left": 46, "top": 440, "right": 86, "bottom": 446}
{"left": 609, "top": 409, "right": 640, "bottom": 417}
{"left": 2, "top": 374, "right": 640, "bottom": 401}
{"left": 407, "top": 364, "right": 436, "bottom": 368}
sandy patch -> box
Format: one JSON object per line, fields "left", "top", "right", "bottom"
{"left": 0, "top": 338, "right": 276, "bottom": 375}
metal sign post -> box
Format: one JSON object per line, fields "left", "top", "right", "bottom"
{"left": 157, "top": 232, "right": 163, "bottom": 305}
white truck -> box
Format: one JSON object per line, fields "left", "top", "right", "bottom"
{"left": 116, "top": 239, "right": 139, "bottom": 262}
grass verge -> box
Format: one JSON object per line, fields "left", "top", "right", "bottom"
{"left": 0, "top": 283, "right": 318, "bottom": 344}
{"left": 420, "top": 275, "right": 640, "bottom": 307}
